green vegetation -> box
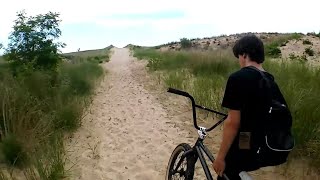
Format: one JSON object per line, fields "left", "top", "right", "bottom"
{"left": 303, "top": 39, "right": 312, "bottom": 45}
{"left": 134, "top": 47, "right": 320, "bottom": 168}
{"left": 0, "top": 135, "right": 25, "bottom": 167}
{"left": 264, "top": 33, "right": 302, "bottom": 58}
{"left": 4, "top": 11, "right": 65, "bottom": 70}
{"left": 289, "top": 53, "right": 307, "bottom": 62}
{"left": 305, "top": 47, "right": 315, "bottom": 56}
{"left": 265, "top": 43, "right": 282, "bottom": 58}
{"left": 134, "top": 48, "right": 237, "bottom": 109}
{"left": 307, "top": 32, "right": 320, "bottom": 38}
{"left": 180, "top": 38, "right": 192, "bottom": 49}
{"left": 154, "top": 41, "right": 178, "bottom": 49}
{"left": 63, "top": 47, "right": 111, "bottom": 64}
{"left": 0, "top": 11, "right": 105, "bottom": 179}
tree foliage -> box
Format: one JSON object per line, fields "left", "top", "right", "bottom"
{"left": 5, "top": 11, "right": 65, "bottom": 70}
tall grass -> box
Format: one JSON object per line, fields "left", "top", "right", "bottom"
{"left": 134, "top": 48, "right": 320, "bottom": 168}
{"left": 0, "top": 58, "right": 104, "bottom": 179}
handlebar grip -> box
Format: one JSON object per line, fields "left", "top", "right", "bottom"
{"left": 167, "top": 88, "right": 190, "bottom": 97}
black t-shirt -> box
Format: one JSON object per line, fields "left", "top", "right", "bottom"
{"left": 222, "top": 66, "right": 286, "bottom": 152}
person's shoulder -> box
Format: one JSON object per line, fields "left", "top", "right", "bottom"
{"left": 228, "top": 67, "right": 253, "bottom": 81}
{"left": 230, "top": 67, "right": 274, "bottom": 80}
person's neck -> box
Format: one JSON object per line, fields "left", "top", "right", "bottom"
{"left": 245, "top": 61, "right": 264, "bottom": 71}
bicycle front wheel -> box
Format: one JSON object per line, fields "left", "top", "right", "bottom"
{"left": 166, "top": 143, "right": 195, "bottom": 180}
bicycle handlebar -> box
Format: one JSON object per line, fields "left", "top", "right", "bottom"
{"left": 167, "top": 88, "right": 190, "bottom": 97}
{"left": 168, "top": 88, "right": 200, "bottom": 130}
{"left": 167, "top": 88, "right": 227, "bottom": 131}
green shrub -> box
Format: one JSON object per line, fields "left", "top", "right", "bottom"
{"left": 180, "top": 38, "right": 192, "bottom": 49}
{"left": 289, "top": 33, "right": 302, "bottom": 40}
{"left": 289, "top": 53, "right": 307, "bottom": 62}
{"left": 280, "top": 40, "right": 288, "bottom": 47}
{"left": 305, "top": 47, "right": 314, "bottom": 56}
{"left": 54, "top": 101, "right": 82, "bottom": 131}
{"left": 0, "top": 134, "right": 26, "bottom": 166}
{"left": 61, "top": 62, "right": 103, "bottom": 96}
{"left": 303, "top": 39, "right": 312, "bottom": 45}
{"left": 265, "top": 43, "right": 282, "bottom": 58}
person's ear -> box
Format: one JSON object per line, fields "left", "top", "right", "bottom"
{"left": 243, "top": 54, "right": 247, "bottom": 59}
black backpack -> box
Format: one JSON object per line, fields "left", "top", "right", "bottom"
{"left": 248, "top": 66, "right": 295, "bottom": 167}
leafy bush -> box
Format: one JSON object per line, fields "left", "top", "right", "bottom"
{"left": 303, "top": 39, "right": 313, "bottom": 45}
{"left": 305, "top": 47, "right": 314, "bottom": 56}
{"left": 180, "top": 38, "right": 192, "bottom": 49}
{"left": 265, "top": 43, "right": 282, "bottom": 58}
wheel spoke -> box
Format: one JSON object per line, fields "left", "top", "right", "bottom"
{"left": 170, "top": 151, "right": 188, "bottom": 179}
{"left": 167, "top": 144, "right": 194, "bottom": 180}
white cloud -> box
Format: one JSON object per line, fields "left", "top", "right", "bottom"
{"left": 1, "top": 0, "right": 320, "bottom": 52}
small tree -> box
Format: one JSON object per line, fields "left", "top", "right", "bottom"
{"left": 180, "top": 38, "right": 192, "bottom": 49}
{"left": 5, "top": 11, "right": 65, "bottom": 70}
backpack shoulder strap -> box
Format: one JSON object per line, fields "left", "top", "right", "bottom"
{"left": 247, "top": 66, "right": 272, "bottom": 89}
{"left": 247, "top": 66, "right": 273, "bottom": 107}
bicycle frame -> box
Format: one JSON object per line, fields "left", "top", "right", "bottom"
{"left": 167, "top": 88, "right": 230, "bottom": 180}
{"left": 172, "top": 133, "right": 230, "bottom": 180}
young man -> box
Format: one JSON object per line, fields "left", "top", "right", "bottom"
{"left": 213, "top": 35, "right": 273, "bottom": 179}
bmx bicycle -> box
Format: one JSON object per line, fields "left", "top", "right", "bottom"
{"left": 165, "top": 88, "right": 253, "bottom": 180}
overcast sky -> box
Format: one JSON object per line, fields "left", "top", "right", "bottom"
{"left": 1, "top": 0, "right": 320, "bottom": 53}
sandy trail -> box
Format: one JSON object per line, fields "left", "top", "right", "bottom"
{"left": 66, "top": 48, "right": 195, "bottom": 180}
